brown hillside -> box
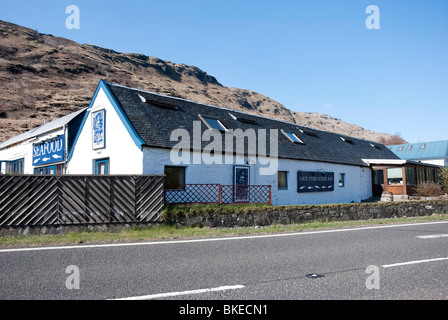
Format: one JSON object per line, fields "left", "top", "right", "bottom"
{"left": 0, "top": 20, "right": 399, "bottom": 144}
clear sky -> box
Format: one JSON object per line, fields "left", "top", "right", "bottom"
{"left": 1, "top": 0, "right": 447, "bottom": 143}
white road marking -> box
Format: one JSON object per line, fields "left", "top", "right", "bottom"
{"left": 416, "top": 234, "right": 448, "bottom": 239}
{"left": 1, "top": 220, "right": 448, "bottom": 254}
{"left": 111, "top": 284, "right": 245, "bottom": 300}
{"left": 382, "top": 257, "right": 448, "bottom": 268}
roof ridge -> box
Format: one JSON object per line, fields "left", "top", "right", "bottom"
{"left": 0, "top": 108, "right": 87, "bottom": 149}
{"left": 106, "top": 82, "right": 380, "bottom": 144}
{"left": 389, "top": 140, "right": 448, "bottom": 146}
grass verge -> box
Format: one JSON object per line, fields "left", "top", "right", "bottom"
{"left": 1, "top": 213, "right": 447, "bottom": 249}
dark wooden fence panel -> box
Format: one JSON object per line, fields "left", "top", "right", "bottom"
{"left": 135, "top": 176, "right": 165, "bottom": 222}
{"left": 0, "top": 175, "right": 164, "bottom": 227}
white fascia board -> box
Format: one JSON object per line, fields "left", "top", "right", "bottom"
{"left": 362, "top": 159, "right": 407, "bottom": 166}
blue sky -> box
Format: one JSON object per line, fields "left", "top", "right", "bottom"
{"left": 1, "top": 0, "right": 447, "bottom": 143}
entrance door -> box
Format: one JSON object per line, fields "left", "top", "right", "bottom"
{"left": 233, "top": 166, "right": 250, "bottom": 202}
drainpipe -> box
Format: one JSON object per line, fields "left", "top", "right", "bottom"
{"left": 64, "top": 124, "right": 68, "bottom": 174}
{"left": 360, "top": 167, "right": 364, "bottom": 201}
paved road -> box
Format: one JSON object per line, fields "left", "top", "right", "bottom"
{"left": 1, "top": 221, "right": 448, "bottom": 303}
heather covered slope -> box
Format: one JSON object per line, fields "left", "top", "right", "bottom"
{"left": 0, "top": 20, "right": 398, "bottom": 144}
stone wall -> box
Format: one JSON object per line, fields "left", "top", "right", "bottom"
{"left": 1, "top": 200, "right": 447, "bottom": 236}
{"left": 167, "top": 200, "right": 448, "bottom": 229}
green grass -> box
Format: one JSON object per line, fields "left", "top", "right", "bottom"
{"left": 1, "top": 213, "right": 447, "bottom": 249}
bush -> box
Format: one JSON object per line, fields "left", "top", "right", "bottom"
{"left": 439, "top": 167, "right": 448, "bottom": 193}
{"left": 415, "top": 182, "right": 443, "bottom": 197}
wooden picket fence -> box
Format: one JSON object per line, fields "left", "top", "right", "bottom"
{"left": 0, "top": 175, "right": 164, "bottom": 227}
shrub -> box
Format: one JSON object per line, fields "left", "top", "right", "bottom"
{"left": 414, "top": 182, "right": 443, "bottom": 197}
{"left": 439, "top": 167, "right": 448, "bottom": 193}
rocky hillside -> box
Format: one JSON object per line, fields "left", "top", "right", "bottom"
{"left": 0, "top": 20, "right": 399, "bottom": 144}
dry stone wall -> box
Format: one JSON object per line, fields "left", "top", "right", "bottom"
{"left": 168, "top": 200, "right": 448, "bottom": 228}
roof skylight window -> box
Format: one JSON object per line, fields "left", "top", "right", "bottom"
{"left": 340, "top": 137, "right": 354, "bottom": 144}
{"left": 299, "top": 129, "right": 317, "bottom": 137}
{"left": 398, "top": 146, "right": 404, "bottom": 151}
{"left": 199, "top": 115, "right": 228, "bottom": 132}
{"left": 138, "top": 94, "right": 146, "bottom": 103}
{"left": 281, "top": 130, "right": 303, "bottom": 144}
{"left": 229, "top": 113, "right": 256, "bottom": 124}
{"left": 236, "top": 117, "right": 256, "bottom": 124}
{"left": 420, "top": 144, "right": 426, "bottom": 149}
{"left": 138, "top": 94, "right": 177, "bottom": 110}
{"left": 406, "top": 145, "right": 412, "bottom": 151}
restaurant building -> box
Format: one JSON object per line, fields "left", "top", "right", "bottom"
{"left": 1, "top": 80, "right": 440, "bottom": 204}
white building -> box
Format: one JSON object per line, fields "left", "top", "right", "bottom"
{"left": 388, "top": 141, "right": 448, "bottom": 167}
{"left": 0, "top": 80, "right": 403, "bottom": 205}
{"left": 0, "top": 108, "right": 86, "bottom": 175}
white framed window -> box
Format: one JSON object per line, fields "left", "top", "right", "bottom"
{"left": 94, "top": 158, "right": 109, "bottom": 175}
{"left": 278, "top": 171, "right": 288, "bottom": 190}
{"left": 339, "top": 173, "right": 346, "bottom": 187}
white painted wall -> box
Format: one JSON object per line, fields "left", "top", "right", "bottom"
{"left": 67, "top": 87, "right": 143, "bottom": 174}
{"left": 143, "top": 147, "right": 373, "bottom": 205}
{"left": 273, "top": 159, "right": 372, "bottom": 205}
{"left": 0, "top": 127, "right": 65, "bottom": 174}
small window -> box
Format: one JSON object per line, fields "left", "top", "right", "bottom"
{"left": 5, "top": 158, "right": 24, "bottom": 174}
{"left": 34, "top": 164, "right": 63, "bottom": 175}
{"left": 340, "top": 137, "right": 354, "bottom": 144}
{"left": 237, "top": 117, "right": 256, "bottom": 124}
{"left": 420, "top": 144, "right": 426, "bottom": 149}
{"left": 398, "top": 146, "right": 404, "bottom": 151}
{"left": 278, "top": 171, "right": 288, "bottom": 190}
{"left": 200, "top": 115, "right": 227, "bottom": 132}
{"left": 339, "top": 173, "right": 345, "bottom": 187}
{"left": 139, "top": 94, "right": 178, "bottom": 110}
{"left": 387, "top": 167, "right": 403, "bottom": 185}
{"left": 229, "top": 113, "right": 256, "bottom": 124}
{"left": 281, "top": 130, "right": 303, "bottom": 144}
{"left": 406, "top": 145, "right": 412, "bottom": 151}
{"left": 299, "top": 129, "right": 317, "bottom": 137}
{"left": 164, "top": 166, "right": 186, "bottom": 189}
{"left": 95, "top": 158, "right": 109, "bottom": 175}
{"left": 47, "top": 166, "right": 57, "bottom": 175}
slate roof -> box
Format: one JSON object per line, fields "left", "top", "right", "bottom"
{"left": 388, "top": 140, "right": 448, "bottom": 160}
{"left": 0, "top": 108, "right": 87, "bottom": 150}
{"left": 106, "top": 82, "right": 399, "bottom": 167}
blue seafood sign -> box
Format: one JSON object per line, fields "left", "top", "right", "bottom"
{"left": 33, "top": 135, "right": 65, "bottom": 166}
{"left": 92, "top": 109, "right": 105, "bottom": 149}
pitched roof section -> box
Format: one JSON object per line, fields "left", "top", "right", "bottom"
{"left": 0, "top": 108, "right": 87, "bottom": 150}
{"left": 388, "top": 141, "right": 448, "bottom": 160}
{"left": 105, "top": 82, "right": 399, "bottom": 167}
